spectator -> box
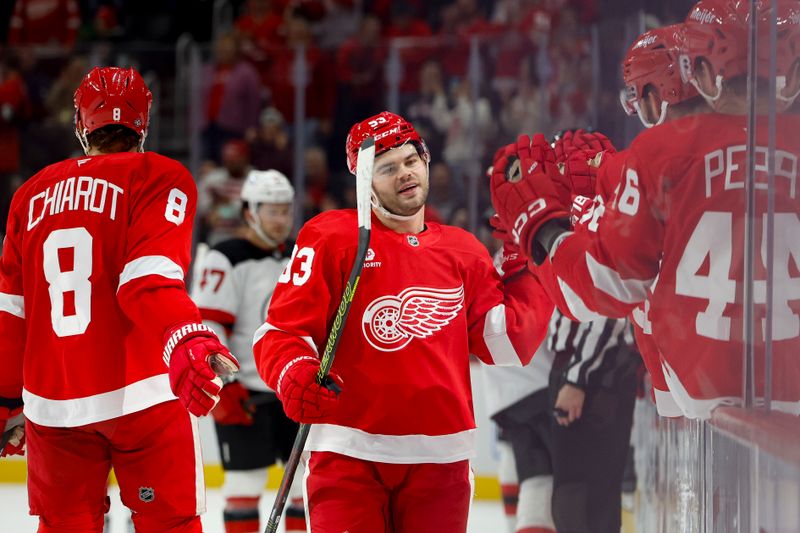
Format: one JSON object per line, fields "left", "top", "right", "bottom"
{"left": 426, "top": 161, "right": 462, "bottom": 224}
{"left": 499, "top": 56, "right": 547, "bottom": 139}
{"left": 7, "top": 0, "right": 80, "bottom": 49}
{"left": 404, "top": 59, "right": 449, "bottom": 158}
{"left": 0, "top": 53, "right": 30, "bottom": 236}
{"left": 260, "top": 10, "right": 334, "bottom": 143}
{"left": 202, "top": 31, "right": 263, "bottom": 164}
{"left": 439, "top": 78, "right": 495, "bottom": 182}
{"left": 302, "top": 145, "right": 338, "bottom": 218}
{"left": 235, "top": 0, "right": 284, "bottom": 62}
{"left": 247, "top": 106, "right": 293, "bottom": 176}
{"left": 198, "top": 139, "right": 254, "bottom": 245}
{"left": 385, "top": 4, "right": 433, "bottom": 94}
{"left": 334, "top": 15, "right": 386, "bottom": 135}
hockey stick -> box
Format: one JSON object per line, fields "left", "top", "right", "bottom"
{"left": 265, "top": 136, "right": 374, "bottom": 533}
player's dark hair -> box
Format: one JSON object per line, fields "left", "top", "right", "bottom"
{"left": 87, "top": 125, "right": 140, "bottom": 153}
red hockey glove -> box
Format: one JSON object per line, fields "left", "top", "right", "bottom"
{"left": 490, "top": 134, "right": 571, "bottom": 265}
{"left": 489, "top": 214, "right": 527, "bottom": 281}
{"left": 163, "top": 323, "right": 240, "bottom": 417}
{"left": 211, "top": 381, "right": 255, "bottom": 426}
{"left": 554, "top": 130, "right": 616, "bottom": 199}
{"left": 553, "top": 129, "right": 616, "bottom": 162}
{"left": 277, "top": 356, "right": 343, "bottom": 424}
{"left": 0, "top": 401, "right": 25, "bottom": 457}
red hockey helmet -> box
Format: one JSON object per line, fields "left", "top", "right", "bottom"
{"left": 345, "top": 111, "right": 430, "bottom": 175}
{"left": 620, "top": 24, "right": 699, "bottom": 127}
{"left": 681, "top": 0, "right": 748, "bottom": 100}
{"left": 73, "top": 66, "right": 153, "bottom": 153}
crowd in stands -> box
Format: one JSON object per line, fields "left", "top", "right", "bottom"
{"left": 0, "top": 0, "right": 696, "bottom": 242}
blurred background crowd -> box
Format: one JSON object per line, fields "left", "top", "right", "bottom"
{"left": 0, "top": 0, "right": 697, "bottom": 247}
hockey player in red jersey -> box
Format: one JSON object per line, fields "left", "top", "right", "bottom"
{"left": 254, "top": 111, "right": 554, "bottom": 532}
{"left": 191, "top": 169, "right": 307, "bottom": 533}
{"left": 560, "top": 23, "right": 711, "bottom": 417}
{"left": 0, "top": 67, "right": 239, "bottom": 532}
{"left": 490, "top": 0, "right": 800, "bottom": 419}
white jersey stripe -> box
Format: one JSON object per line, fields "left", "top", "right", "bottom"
{"left": 483, "top": 303, "right": 523, "bottom": 366}
{"left": 191, "top": 414, "right": 206, "bottom": 514}
{"left": 0, "top": 292, "right": 24, "bottom": 318}
{"left": 585, "top": 252, "right": 653, "bottom": 304}
{"left": 558, "top": 278, "right": 604, "bottom": 322}
{"left": 22, "top": 374, "right": 176, "bottom": 427}
{"left": 306, "top": 423, "right": 476, "bottom": 464}
{"left": 118, "top": 255, "right": 185, "bottom": 290}
{"left": 253, "top": 321, "right": 318, "bottom": 355}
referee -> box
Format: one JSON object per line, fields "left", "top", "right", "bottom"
{"left": 547, "top": 311, "right": 641, "bottom": 533}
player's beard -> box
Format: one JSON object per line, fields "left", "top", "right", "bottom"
{"left": 374, "top": 174, "right": 430, "bottom": 217}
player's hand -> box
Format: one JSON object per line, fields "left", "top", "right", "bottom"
{"left": 489, "top": 214, "right": 527, "bottom": 281}
{"left": 553, "top": 129, "right": 616, "bottom": 162}
{"left": 490, "top": 134, "right": 571, "bottom": 264}
{"left": 554, "top": 383, "right": 585, "bottom": 427}
{"left": 277, "top": 356, "right": 343, "bottom": 424}
{"left": 0, "top": 402, "right": 25, "bottom": 457}
{"left": 211, "top": 381, "right": 255, "bottom": 426}
{"left": 163, "top": 323, "right": 240, "bottom": 417}
{"left": 553, "top": 130, "right": 616, "bottom": 199}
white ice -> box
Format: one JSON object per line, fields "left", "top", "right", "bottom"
{"left": 0, "top": 484, "right": 505, "bottom": 532}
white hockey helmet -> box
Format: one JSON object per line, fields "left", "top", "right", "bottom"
{"left": 241, "top": 170, "right": 294, "bottom": 205}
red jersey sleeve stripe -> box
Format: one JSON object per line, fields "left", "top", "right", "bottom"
{"left": 118, "top": 255, "right": 185, "bottom": 290}
{"left": 0, "top": 293, "right": 24, "bottom": 318}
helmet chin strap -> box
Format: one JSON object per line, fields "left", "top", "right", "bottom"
{"left": 633, "top": 100, "right": 669, "bottom": 128}
{"left": 777, "top": 76, "right": 800, "bottom": 106}
{"left": 690, "top": 75, "right": 723, "bottom": 105}
{"left": 247, "top": 205, "right": 280, "bottom": 248}
{"left": 370, "top": 190, "right": 420, "bottom": 221}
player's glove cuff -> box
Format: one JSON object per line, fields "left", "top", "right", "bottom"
{"left": 528, "top": 218, "right": 572, "bottom": 265}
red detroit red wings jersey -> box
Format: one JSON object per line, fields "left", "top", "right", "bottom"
{"left": 577, "top": 148, "right": 679, "bottom": 416}
{"left": 0, "top": 152, "right": 201, "bottom": 427}
{"left": 255, "top": 209, "right": 552, "bottom": 463}
{"left": 539, "top": 113, "right": 800, "bottom": 418}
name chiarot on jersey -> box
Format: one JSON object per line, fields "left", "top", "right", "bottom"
{"left": 28, "top": 176, "right": 124, "bottom": 230}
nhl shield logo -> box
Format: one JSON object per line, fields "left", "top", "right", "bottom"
{"left": 407, "top": 235, "right": 419, "bottom": 247}
{"left": 139, "top": 487, "right": 155, "bottom": 503}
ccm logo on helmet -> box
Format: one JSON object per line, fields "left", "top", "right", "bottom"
{"left": 374, "top": 126, "right": 401, "bottom": 142}
{"left": 512, "top": 199, "right": 547, "bottom": 244}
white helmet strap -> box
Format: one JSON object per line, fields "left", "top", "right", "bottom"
{"left": 633, "top": 99, "right": 669, "bottom": 128}
{"left": 690, "top": 75, "right": 723, "bottom": 105}
{"left": 247, "top": 203, "right": 280, "bottom": 248}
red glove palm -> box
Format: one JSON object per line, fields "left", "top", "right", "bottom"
{"left": 277, "top": 356, "right": 343, "bottom": 423}
{"left": 553, "top": 129, "right": 617, "bottom": 198}
{"left": 553, "top": 129, "right": 616, "bottom": 162}
{"left": 490, "top": 134, "right": 571, "bottom": 263}
{"left": 0, "top": 403, "right": 25, "bottom": 457}
{"left": 163, "top": 323, "right": 240, "bottom": 417}
{"left": 489, "top": 214, "right": 528, "bottom": 280}
{"left": 211, "top": 381, "right": 255, "bottom": 426}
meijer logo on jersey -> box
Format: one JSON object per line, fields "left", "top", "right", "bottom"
{"left": 361, "top": 286, "right": 464, "bottom": 351}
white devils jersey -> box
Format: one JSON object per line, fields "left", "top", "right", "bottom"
{"left": 254, "top": 209, "right": 553, "bottom": 464}
{"left": 191, "top": 239, "right": 293, "bottom": 391}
